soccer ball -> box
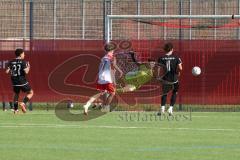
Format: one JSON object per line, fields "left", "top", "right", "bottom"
{"left": 69, "top": 102, "right": 74, "bottom": 108}
{"left": 67, "top": 101, "right": 74, "bottom": 108}
{"left": 192, "top": 66, "right": 201, "bottom": 76}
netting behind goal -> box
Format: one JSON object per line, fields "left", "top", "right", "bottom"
{"left": 106, "top": 15, "right": 240, "bottom": 106}
{"left": 109, "top": 15, "right": 240, "bottom": 40}
{"left": 108, "top": 15, "right": 240, "bottom": 59}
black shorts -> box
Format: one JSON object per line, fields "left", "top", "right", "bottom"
{"left": 13, "top": 84, "right": 32, "bottom": 94}
{"left": 162, "top": 82, "right": 179, "bottom": 95}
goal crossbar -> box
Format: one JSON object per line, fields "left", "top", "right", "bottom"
{"left": 107, "top": 14, "right": 240, "bottom": 19}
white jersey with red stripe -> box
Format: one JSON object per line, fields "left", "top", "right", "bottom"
{"left": 98, "top": 54, "right": 113, "bottom": 84}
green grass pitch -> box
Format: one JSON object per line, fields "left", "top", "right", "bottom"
{"left": 0, "top": 110, "right": 240, "bottom": 160}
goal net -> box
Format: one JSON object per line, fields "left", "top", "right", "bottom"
{"left": 106, "top": 15, "right": 240, "bottom": 110}
{"left": 107, "top": 15, "right": 240, "bottom": 41}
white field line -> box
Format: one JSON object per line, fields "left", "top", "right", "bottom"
{"left": 0, "top": 123, "right": 239, "bottom": 131}
{"left": 191, "top": 116, "right": 210, "bottom": 117}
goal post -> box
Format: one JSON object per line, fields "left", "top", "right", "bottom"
{"left": 106, "top": 14, "right": 240, "bottom": 42}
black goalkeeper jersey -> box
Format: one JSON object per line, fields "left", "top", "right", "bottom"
{"left": 7, "top": 58, "right": 29, "bottom": 86}
{"left": 158, "top": 54, "right": 182, "bottom": 83}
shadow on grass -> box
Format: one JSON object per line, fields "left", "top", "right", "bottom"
{"left": 55, "top": 99, "right": 112, "bottom": 121}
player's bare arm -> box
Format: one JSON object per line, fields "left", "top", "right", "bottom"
{"left": 178, "top": 63, "right": 183, "bottom": 71}
{"left": 112, "top": 57, "right": 123, "bottom": 78}
{"left": 24, "top": 62, "right": 30, "bottom": 74}
{"left": 177, "top": 63, "right": 183, "bottom": 76}
{"left": 5, "top": 67, "right": 10, "bottom": 74}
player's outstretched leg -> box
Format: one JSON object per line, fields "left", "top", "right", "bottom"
{"left": 83, "top": 92, "right": 104, "bottom": 115}
{"left": 20, "top": 89, "right": 34, "bottom": 113}
{"left": 117, "top": 84, "right": 136, "bottom": 93}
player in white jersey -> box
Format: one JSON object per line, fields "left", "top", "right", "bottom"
{"left": 83, "top": 42, "right": 123, "bottom": 115}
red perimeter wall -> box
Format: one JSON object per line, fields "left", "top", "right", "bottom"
{"left": 0, "top": 40, "right": 240, "bottom": 105}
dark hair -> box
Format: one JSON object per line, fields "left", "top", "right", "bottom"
{"left": 104, "top": 42, "right": 117, "bottom": 52}
{"left": 163, "top": 42, "right": 173, "bottom": 52}
{"left": 15, "top": 48, "right": 24, "bottom": 57}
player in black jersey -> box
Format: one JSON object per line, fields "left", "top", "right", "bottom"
{"left": 157, "top": 43, "right": 182, "bottom": 116}
{"left": 5, "top": 48, "right": 34, "bottom": 113}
